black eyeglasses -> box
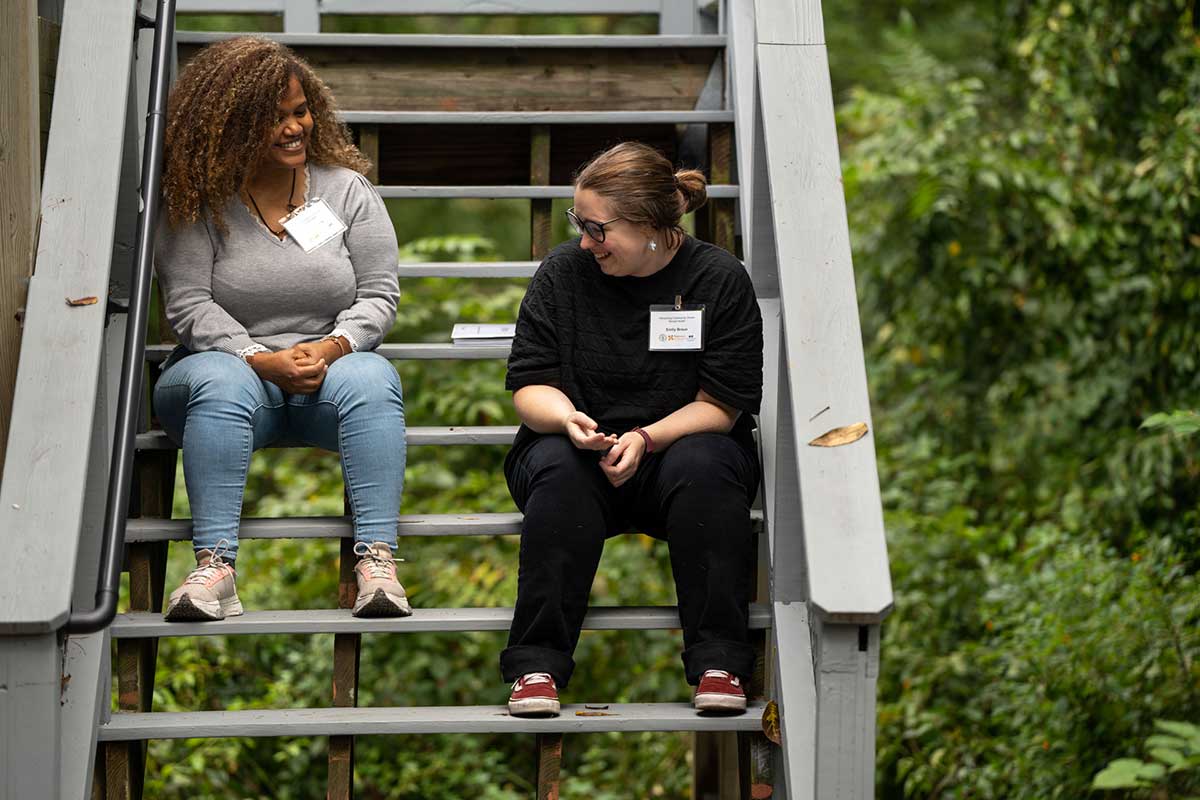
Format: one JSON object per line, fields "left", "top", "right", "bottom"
{"left": 566, "top": 207, "right": 625, "bottom": 243}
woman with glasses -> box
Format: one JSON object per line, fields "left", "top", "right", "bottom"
{"left": 153, "top": 37, "right": 410, "bottom": 622}
{"left": 501, "top": 142, "right": 763, "bottom": 716}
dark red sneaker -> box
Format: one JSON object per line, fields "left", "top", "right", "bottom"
{"left": 508, "top": 672, "right": 560, "bottom": 717}
{"left": 694, "top": 669, "right": 747, "bottom": 713}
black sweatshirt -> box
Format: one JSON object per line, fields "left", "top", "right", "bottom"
{"left": 505, "top": 236, "right": 763, "bottom": 456}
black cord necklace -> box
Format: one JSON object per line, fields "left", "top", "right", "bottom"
{"left": 246, "top": 168, "right": 297, "bottom": 238}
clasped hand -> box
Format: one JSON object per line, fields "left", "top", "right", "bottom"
{"left": 250, "top": 341, "right": 339, "bottom": 394}
{"left": 562, "top": 411, "right": 646, "bottom": 488}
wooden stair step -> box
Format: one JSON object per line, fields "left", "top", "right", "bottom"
{"left": 397, "top": 260, "right": 538, "bottom": 278}
{"left": 98, "top": 702, "right": 766, "bottom": 740}
{"left": 124, "top": 510, "right": 764, "bottom": 542}
{"left": 111, "top": 604, "right": 774, "bottom": 638}
{"left": 136, "top": 425, "right": 518, "bottom": 450}
{"left": 176, "top": 32, "right": 727, "bottom": 50}
{"left": 372, "top": 184, "right": 738, "bottom": 199}
{"left": 341, "top": 110, "right": 734, "bottom": 125}
{"left": 144, "top": 342, "right": 512, "bottom": 363}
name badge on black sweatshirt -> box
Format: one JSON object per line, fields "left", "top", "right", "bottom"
{"left": 281, "top": 198, "right": 347, "bottom": 253}
{"left": 649, "top": 303, "right": 705, "bottom": 351}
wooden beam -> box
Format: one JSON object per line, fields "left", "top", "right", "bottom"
{"left": 535, "top": 733, "right": 563, "bottom": 800}
{"left": 708, "top": 121, "right": 735, "bottom": 254}
{"left": 358, "top": 123, "right": 380, "bottom": 184}
{"left": 328, "top": 534, "right": 362, "bottom": 800}
{"left": 0, "top": 0, "right": 39, "bottom": 477}
{"left": 530, "top": 125, "right": 552, "bottom": 260}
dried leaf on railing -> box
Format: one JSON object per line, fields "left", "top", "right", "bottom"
{"left": 808, "top": 422, "right": 869, "bottom": 447}
{"left": 65, "top": 296, "right": 99, "bottom": 306}
{"left": 762, "top": 700, "right": 781, "bottom": 744}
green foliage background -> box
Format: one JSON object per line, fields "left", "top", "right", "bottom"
{"left": 135, "top": 2, "right": 1200, "bottom": 798}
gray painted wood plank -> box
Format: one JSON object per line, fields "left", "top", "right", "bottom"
{"left": 340, "top": 110, "right": 734, "bottom": 125}
{"left": 177, "top": 0, "right": 283, "bottom": 10}
{"left": 727, "top": 0, "right": 758, "bottom": 270}
{"left": 176, "top": 31, "right": 725, "bottom": 48}
{"left": 124, "top": 509, "right": 764, "bottom": 542}
{"left": 756, "top": 41, "right": 892, "bottom": 624}
{"left": 773, "top": 601, "right": 817, "bottom": 799}
{"left": 813, "top": 621, "right": 878, "bottom": 799}
{"left": 374, "top": 184, "right": 738, "bottom": 199}
{"left": 753, "top": 0, "right": 823, "bottom": 45}
{"left": 397, "top": 261, "right": 538, "bottom": 277}
{"left": 111, "top": 604, "right": 774, "bottom": 638}
{"left": 0, "top": 0, "right": 137, "bottom": 634}
{"left": 144, "top": 342, "right": 512, "bottom": 362}
{"left": 135, "top": 426, "right": 519, "bottom": 450}
{"left": 98, "top": 702, "right": 767, "bottom": 740}
{"left": 320, "top": 0, "right": 664, "bottom": 14}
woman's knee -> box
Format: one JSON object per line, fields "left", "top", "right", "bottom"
{"left": 659, "top": 434, "right": 753, "bottom": 496}
{"left": 325, "top": 352, "right": 403, "bottom": 410}
{"left": 154, "top": 351, "right": 264, "bottom": 410}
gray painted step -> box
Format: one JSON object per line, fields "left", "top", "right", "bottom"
{"left": 126, "top": 512, "right": 526, "bottom": 542}
{"left": 136, "top": 426, "right": 518, "bottom": 451}
{"left": 397, "top": 261, "right": 538, "bottom": 278}
{"left": 144, "top": 342, "right": 511, "bottom": 363}
{"left": 176, "top": 32, "right": 727, "bottom": 49}
{"left": 376, "top": 185, "right": 738, "bottom": 199}
{"left": 111, "top": 604, "right": 774, "bottom": 638}
{"left": 124, "top": 509, "right": 764, "bottom": 543}
{"left": 98, "top": 702, "right": 766, "bottom": 740}
{"left": 341, "top": 110, "right": 735, "bottom": 125}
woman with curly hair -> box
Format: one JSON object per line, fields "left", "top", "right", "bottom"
{"left": 154, "top": 36, "right": 410, "bottom": 621}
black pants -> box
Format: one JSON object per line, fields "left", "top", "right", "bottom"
{"left": 500, "top": 432, "right": 760, "bottom": 689}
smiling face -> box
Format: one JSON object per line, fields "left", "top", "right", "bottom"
{"left": 573, "top": 188, "right": 660, "bottom": 278}
{"left": 260, "top": 74, "right": 313, "bottom": 172}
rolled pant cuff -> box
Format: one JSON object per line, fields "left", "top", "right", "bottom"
{"left": 682, "top": 640, "right": 755, "bottom": 686}
{"left": 500, "top": 645, "right": 575, "bottom": 690}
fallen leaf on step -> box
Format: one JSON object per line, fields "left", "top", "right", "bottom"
{"left": 66, "top": 296, "right": 99, "bottom": 306}
{"left": 808, "top": 422, "right": 868, "bottom": 447}
{"left": 762, "top": 700, "right": 781, "bottom": 744}
{"left": 576, "top": 710, "right": 616, "bottom": 716}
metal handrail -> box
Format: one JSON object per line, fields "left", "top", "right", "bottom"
{"left": 67, "top": 0, "right": 176, "bottom": 634}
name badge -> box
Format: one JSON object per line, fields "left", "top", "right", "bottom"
{"left": 649, "top": 304, "right": 705, "bottom": 351}
{"left": 280, "top": 198, "right": 348, "bottom": 253}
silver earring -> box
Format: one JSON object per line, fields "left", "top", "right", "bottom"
{"left": 648, "top": 240, "right": 658, "bottom": 252}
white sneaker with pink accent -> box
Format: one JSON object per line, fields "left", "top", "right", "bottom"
{"left": 163, "top": 540, "right": 243, "bottom": 621}
{"left": 352, "top": 541, "right": 412, "bottom": 617}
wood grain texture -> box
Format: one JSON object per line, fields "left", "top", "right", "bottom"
{"left": 530, "top": 125, "right": 552, "bottom": 259}
{"left": 0, "top": 0, "right": 137, "bottom": 633}
{"left": 358, "top": 123, "right": 379, "bottom": 183}
{"left": 757, "top": 42, "right": 892, "bottom": 623}
{"left": 329, "top": 537, "right": 362, "bottom": 799}
{"left": 813, "top": 622, "right": 879, "bottom": 799}
{"left": 179, "top": 43, "right": 721, "bottom": 111}
{"left": 753, "top": 0, "right": 824, "bottom": 45}
{"left": 0, "top": 0, "right": 39, "bottom": 478}
{"left": 707, "top": 122, "right": 735, "bottom": 254}
{"left": 535, "top": 733, "right": 563, "bottom": 800}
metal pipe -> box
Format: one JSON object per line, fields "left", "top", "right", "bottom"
{"left": 68, "top": 0, "right": 176, "bottom": 634}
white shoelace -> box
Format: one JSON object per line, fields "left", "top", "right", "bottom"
{"left": 515, "top": 672, "right": 554, "bottom": 689}
{"left": 702, "top": 670, "right": 740, "bottom": 686}
{"left": 354, "top": 541, "right": 405, "bottom": 579}
{"left": 185, "top": 538, "right": 233, "bottom": 585}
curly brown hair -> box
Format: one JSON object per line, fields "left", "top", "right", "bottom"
{"left": 161, "top": 36, "right": 370, "bottom": 231}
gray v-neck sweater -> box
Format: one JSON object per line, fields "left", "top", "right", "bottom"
{"left": 154, "top": 164, "right": 399, "bottom": 358}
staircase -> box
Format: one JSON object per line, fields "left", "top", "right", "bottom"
{"left": 0, "top": 2, "right": 893, "bottom": 799}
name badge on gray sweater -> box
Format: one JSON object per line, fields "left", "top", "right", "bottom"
{"left": 281, "top": 198, "right": 348, "bottom": 253}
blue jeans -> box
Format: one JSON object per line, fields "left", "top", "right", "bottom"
{"left": 153, "top": 349, "right": 406, "bottom": 562}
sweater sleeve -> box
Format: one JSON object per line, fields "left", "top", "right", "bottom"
{"left": 505, "top": 261, "right": 562, "bottom": 391}
{"left": 699, "top": 264, "right": 763, "bottom": 415}
{"left": 332, "top": 174, "right": 400, "bottom": 351}
{"left": 154, "top": 215, "right": 267, "bottom": 358}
